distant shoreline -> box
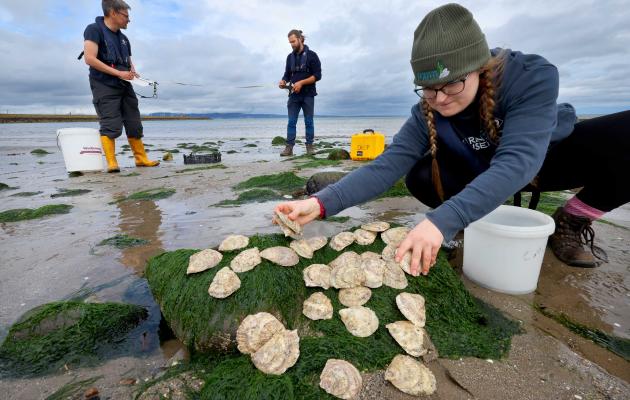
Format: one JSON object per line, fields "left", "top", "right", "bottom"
{"left": 0, "top": 114, "right": 211, "bottom": 124}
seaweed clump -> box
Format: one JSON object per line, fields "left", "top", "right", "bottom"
{"left": 0, "top": 301, "right": 147, "bottom": 377}
{"left": 50, "top": 188, "right": 92, "bottom": 198}
{"left": 215, "top": 189, "right": 281, "bottom": 207}
{"left": 234, "top": 172, "right": 306, "bottom": 194}
{"left": 30, "top": 148, "right": 52, "bottom": 155}
{"left": 112, "top": 188, "right": 176, "bottom": 203}
{"left": 0, "top": 204, "right": 72, "bottom": 223}
{"left": 98, "top": 234, "right": 149, "bottom": 249}
{"left": 272, "top": 136, "right": 287, "bottom": 146}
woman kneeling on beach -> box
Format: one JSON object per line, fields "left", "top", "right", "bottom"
{"left": 274, "top": 3, "right": 630, "bottom": 274}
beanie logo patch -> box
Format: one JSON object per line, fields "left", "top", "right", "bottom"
{"left": 416, "top": 60, "right": 450, "bottom": 82}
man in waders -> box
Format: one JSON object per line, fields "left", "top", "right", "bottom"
{"left": 278, "top": 29, "right": 322, "bottom": 156}
{"left": 82, "top": 0, "right": 159, "bottom": 173}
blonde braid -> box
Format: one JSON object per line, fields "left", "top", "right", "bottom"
{"left": 478, "top": 52, "right": 506, "bottom": 143}
{"left": 422, "top": 99, "right": 445, "bottom": 201}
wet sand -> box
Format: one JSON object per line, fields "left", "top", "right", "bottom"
{"left": 0, "top": 138, "right": 628, "bottom": 399}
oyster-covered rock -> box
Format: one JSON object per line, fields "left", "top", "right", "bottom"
{"left": 208, "top": 267, "right": 241, "bottom": 298}
{"left": 361, "top": 221, "right": 390, "bottom": 233}
{"left": 236, "top": 312, "right": 285, "bottom": 354}
{"left": 260, "top": 246, "right": 300, "bottom": 267}
{"left": 386, "top": 321, "right": 427, "bottom": 357}
{"left": 361, "top": 258, "right": 386, "bottom": 289}
{"left": 319, "top": 359, "right": 363, "bottom": 399}
{"left": 303, "top": 292, "right": 333, "bottom": 320}
{"left": 218, "top": 234, "right": 249, "bottom": 252}
{"left": 339, "top": 287, "right": 372, "bottom": 307}
{"left": 251, "top": 329, "right": 300, "bottom": 375}
{"left": 384, "top": 355, "right": 436, "bottom": 396}
{"left": 353, "top": 229, "right": 376, "bottom": 245}
{"left": 330, "top": 231, "right": 355, "bottom": 251}
{"left": 290, "top": 239, "right": 314, "bottom": 259}
{"left": 395, "top": 293, "right": 426, "bottom": 327}
{"left": 381, "top": 227, "right": 410, "bottom": 246}
{"left": 383, "top": 261, "right": 408, "bottom": 289}
{"left": 230, "top": 247, "right": 262, "bottom": 273}
{"left": 329, "top": 251, "right": 361, "bottom": 270}
{"left": 339, "top": 306, "right": 379, "bottom": 337}
{"left": 187, "top": 249, "right": 223, "bottom": 274}
{"left": 330, "top": 264, "right": 365, "bottom": 289}
{"left": 303, "top": 264, "right": 332, "bottom": 289}
{"left": 360, "top": 251, "right": 381, "bottom": 261}
{"left": 306, "top": 236, "right": 328, "bottom": 252}
{"left": 274, "top": 210, "right": 302, "bottom": 239}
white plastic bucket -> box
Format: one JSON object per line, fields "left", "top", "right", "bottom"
{"left": 56, "top": 128, "right": 105, "bottom": 172}
{"left": 463, "top": 205, "right": 555, "bottom": 295}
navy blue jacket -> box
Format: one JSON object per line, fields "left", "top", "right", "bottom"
{"left": 281, "top": 45, "right": 322, "bottom": 98}
{"left": 84, "top": 17, "right": 132, "bottom": 87}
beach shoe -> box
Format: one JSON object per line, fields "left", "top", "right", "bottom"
{"left": 100, "top": 136, "right": 120, "bottom": 173}
{"left": 128, "top": 137, "right": 160, "bottom": 167}
{"left": 280, "top": 144, "right": 294, "bottom": 157}
{"left": 549, "top": 207, "right": 608, "bottom": 267}
{"left": 306, "top": 144, "right": 315, "bottom": 155}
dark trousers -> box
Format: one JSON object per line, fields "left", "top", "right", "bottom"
{"left": 406, "top": 110, "right": 630, "bottom": 212}
{"left": 90, "top": 78, "right": 143, "bottom": 139}
{"left": 287, "top": 96, "right": 315, "bottom": 145}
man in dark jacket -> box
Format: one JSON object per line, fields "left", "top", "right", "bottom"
{"left": 82, "top": 0, "right": 159, "bottom": 173}
{"left": 278, "top": 29, "right": 322, "bottom": 156}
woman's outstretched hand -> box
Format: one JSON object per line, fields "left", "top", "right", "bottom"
{"left": 274, "top": 197, "right": 321, "bottom": 226}
{"left": 395, "top": 219, "right": 444, "bottom": 276}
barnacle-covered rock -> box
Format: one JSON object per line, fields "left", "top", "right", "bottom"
{"left": 260, "top": 246, "right": 300, "bottom": 267}
{"left": 274, "top": 210, "right": 302, "bottom": 239}
{"left": 208, "top": 267, "right": 241, "bottom": 298}
{"left": 230, "top": 247, "right": 261, "bottom": 273}
{"left": 386, "top": 321, "right": 427, "bottom": 357}
{"left": 303, "top": 264, "right": 332, "bottom": 289}
{"left": 306, "top": 236, "right": 328, "bottom": 251}
{"left": 384, "top": 355, "right": 436, "bottom": 396}
{"left": 339, "top": 306, "right": 379, "bottom": 337}
{"left": 381, "top": 227, "right": 410, "bottom": 246}
{"left": 395, "top": 293, "right": 426, "bottom": 327}
{"left": 360, "top": 251, "right": 381, "bottom": 261}
{"left": 319, "top": 359, "right": 363, "bottom": 399}
{"left": 329, "top": 251, "right": 361, "bottom": 270}
{"left": 251, "top": 329, "right": 300, "bottom": 375}
{"left": 383, "top": 261, "right": 408, "bottom": 289}
{"left": 218, "top": 234, "right": 249, "bottom": 252}
{"left": 303, "top": 292, "right": 333, "bottom": 320}
{"left": 361, "top": 221, "right": 390, "bottom": 233}
{"left": 330, "top": 231, "right": 355, "bottom": 251}
{"left": 361, "top": 258, "right": 386, "bottom": 289}
{"left": 236, "top": 312, "right": 285, "bottom": 354}
{"left": 290, "top": 239, "right": 314, "bottom": 259}
{"left": 187, "top": 249, "right": 223, "bottom": 274}
{"left": 339, "top": 287, "right": 372, "bottom": 307}
{"left": 330, "top": 264, "right": 365, "bottom": 289}
{"left": 353, "top": 229, "right": 376, "bottom": 245}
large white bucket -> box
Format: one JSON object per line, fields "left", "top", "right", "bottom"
{"left": 56, "top": 128, "right": 105, "bottom": 172}
{"left": 463, "top": 205, "right": 555, "bottom": 295}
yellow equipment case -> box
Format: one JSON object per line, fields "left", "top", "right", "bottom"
{"left": 350, "top": 129, "right": 385, "bottom": 161}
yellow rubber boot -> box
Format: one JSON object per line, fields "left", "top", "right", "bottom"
{"left": 100, "top": 136, "right": 120, "bottom": 173}
{"left": 128, "top": 137, "right": 160, "bottom": 167}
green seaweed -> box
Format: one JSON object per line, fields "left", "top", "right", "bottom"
{"left": 98, "top": 234, "right": 149, "bottom": 249}
{"left": 227, "top": 150, "right": 238, "bottom": 154}
{"left": 30, "top": 148, "right": 51, "bottom": 155}
{"left": 122, "top": 172, "right": 141, "bottom": 177}
{"left": 0, "top": 204, "right": 72, "bottom": 223}
{"left": 50, "top": 188, "right": 92, "bottom": 198}
{"left": 10, "top": 191, "right": 43, "bottom": 197}
{"left": 325, "top": 216, "right": 351, "bottom": 223}
{"left": 272, "top": 136, "right": 287, "bottom": 146}
{"left": 504, "top": 191, "right": 568, "bottom": 215}
{"left": 326, "top": 148, "right": 350, "bottom": 160}
{"left": 68, "top": 171, "right": 84, "bottom": 178}
{"left": 112, "top": 188, "right": 176, "bottom": 203}
{"left": 294, "top": 159, "right": 342, "bottom": 170}
{"left": 379, "top": 178, "right": 412, "bottom": 198}
{"left": 0, "top": 302, "right": 147, "bottom": 377}
{"left": 0, "top": 183, "right": 11, "bottom": 190}
{"left": 46, "top": 376, "right": 102, "bottom": 400}
{"left": 244, "top": 143, "right": 258, "bottom": 148}
{"left": 214, "top": 189, "right": 281, "bottom": 207}
{"left": 234, "top": 172, "right": 306, "bottom": 193}
{"left": 175, "top": 164, "right": 227, "bottom": 173}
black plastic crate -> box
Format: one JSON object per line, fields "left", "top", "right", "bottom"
{"left": 183, "top": 152, "right": 221, "bottom": 164}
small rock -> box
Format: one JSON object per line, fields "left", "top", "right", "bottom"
{"left": 84, "top": 387, "right": 99, "bottom": 399}
{"left": 163, "top": 152, "right": 173, "bottom": 161}
{"left": 119, "top": 378, "right": 137, "bottom": 385}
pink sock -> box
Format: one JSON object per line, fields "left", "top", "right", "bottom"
{"left": 564, "top": 196, "right": 605, "bottom": 220}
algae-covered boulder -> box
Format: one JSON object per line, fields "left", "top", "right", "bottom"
{"left": 272, "top": 136, "right": 287, "bottom": 146}
{"left": 0, "top": 301, "right": 147, "bottom": 376}
{"left": 327, "top": 149, "right": 351, "bottom": 160}
{"left": 305, "top": 172, "right": 347, "bottom": 195}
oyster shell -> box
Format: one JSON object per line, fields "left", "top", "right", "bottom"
{"left": 382, "top": 261, "right": 408, "bottom": 289}
{"left": 384, "top": 355, "right": 436, "bottom": 396}
{"left": 290, "top": 239, "right": 314, "bottom": 259}
{"left": 236, "top": 312, "right": 285, "bottom": 354}
{"left": 251, "top": 329, "right": 300, "bottom": 375}
{"left": 274, "top": 210, "right": 302, "bottom": 239}
{"left": 395, "top": 293, "right": 426, "bottom": 327}
{"left": 330, "top": 231, "right": 355, "bottom": 251}
{"left": 360, "top": 251, "right": 381, "bottom": 261}
{"left": 381, "top": 227, "right": 410, "bottom": 246}
{"left": 339, "top": 306, "right": 379, "bottom": 337}
{"left": 361, "top": 221, "right": 390, "bottom": 233}
{"left": 187, "top": 249, "right": 223, "bottom": 274}
{"left": 330, "top": 263, "right": 366, "bottom": 289}
{"left": 230, "top": 247, "right": 261, "bottom": 273}
{"left": 382, "top": 248, "right": 412, "bottom": 275}
{"left": 386, "top": 321, "right": 427, "bottom": 357}
{"left": 306, "top": 236, "right": 328, "bottom": 251}
{"left": 218, "top": 234, "right": 249, "bottom": 252}
{"left": 208, "top": 267, "right": 241, "bottom": 298}
{"left": 353, "top": 229, "right": 376, "bottom": 245}
{"left": 339, "top": 287, "right": 372, "bottom": 307}
{"left": 329, "top": 251, "right": 361, "bottom": 270}
{"left": 361, "top": 258, "right": 386, "bottom": 289}
{"left": 303, "top": 292, "right": 333, "bottom": 320}
{"left": 260, "top": 246, "right": 300, "bottom": 267}
{"left": 319, "top": 359, "right": 363, "bottom": 400}
{"left": 381, "top": 244, "right": 397, "bottom": 261}
{"left": 303, "top": 263, "right": 332, "bottom": 289}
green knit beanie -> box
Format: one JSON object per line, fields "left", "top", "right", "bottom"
{"left": 411, "top": 3, "right": 490, "bottom": 87}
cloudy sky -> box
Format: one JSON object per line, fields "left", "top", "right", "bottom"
{"left": 0, "top": 0, "right": 628, "bottom": 116}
